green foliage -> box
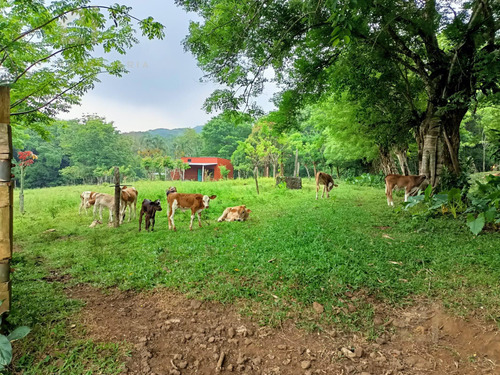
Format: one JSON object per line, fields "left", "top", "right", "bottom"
{"left": 201, "top": 112, "right": 252, "bottom": 159}
{"left": 2, "top": 1, "right": 164, "bottom": 133}
{"left": 0, "top": 309, "right": 30, "bottom": 372}
{"left": 345, "top": 173, "right": 384, "bottom": 188}
{"left": 403, "top": 175, "right": 500, "bottom": 235}
{"left": 218, "top": 165, "right": 230, "bottom": 180}
{"left": 466, "top": 175, "right": 500, "bottom": 234}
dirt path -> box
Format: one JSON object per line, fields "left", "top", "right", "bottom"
{"left": 66, "top": 286, "right": 499, "bottom": 375}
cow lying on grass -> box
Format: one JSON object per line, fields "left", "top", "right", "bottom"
{"left": 167, "top": 192, "right": 216, "bottom": 231}
{"left": 139, "top": 199, "right": 162, "bottom": 232}
{"left": 217, "top": 205, "right": 251, "bottom": 222}
{"left": 316, "top": 172, "right": 338, "bottom": 200}
{"left": 385, "top": 174, "right": 427, "bottom": 206}
{"left": 120, "top": 186, "right": 138, "bottom": 222}
{"left": 79, "top": 191, "right": 97, "bottom": 214}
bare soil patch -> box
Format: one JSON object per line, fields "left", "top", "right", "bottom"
{"left": 66, "top": 285, "right": 499, "bottom": 375}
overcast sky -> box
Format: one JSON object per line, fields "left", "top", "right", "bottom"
{"left": 59, "top": 0, "right": 277, "bottom": 133}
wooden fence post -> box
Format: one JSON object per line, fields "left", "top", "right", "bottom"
{"left": 114, "top": 167, "right": 120, "bottom": 228}
{"left": 0, "top": 86, "right": 12, "bottom": 314}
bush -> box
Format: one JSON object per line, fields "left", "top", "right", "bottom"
{"left": 345, "top": 173, "right": 385, "bottom": 187}
{"left": 466, "top": 174, "right": 500, "bottom": 235}
{"left": 402, "top": 175, "right": 500, "bottom": 235}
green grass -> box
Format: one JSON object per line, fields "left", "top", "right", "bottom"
{"left": 7, "top": 178, "right": 500, "bottom": 373}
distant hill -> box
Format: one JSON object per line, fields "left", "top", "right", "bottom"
{"left": 124, "top": 125, "right": 203, "bottom": 139}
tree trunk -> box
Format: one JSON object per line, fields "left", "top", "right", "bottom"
{"left": 336, "top": 166, "right": 341, "bottom": 179}
{"left": 253, "top": 166, "right": 259, "bottom": 195}
{"left": 113, "top": 167, "right": 120, "bottom": 227}
{"left": 378, "top": 148, "right": 398, "bottom": 176}
{"left": 419, "top": 106, "right": 464, "bottom": 186}
{"left": 293, "top": 149, "right": 299, "bottom": 177}
{"left": 394, "top": 148, "right": 411, "bottom": 175}
{"left": 304, "top": 164, "right": 311, "bottom": 180}
{"left": 19, "top": 167, "right": 25, "bottom": 214}
{"left": 272, "top": 163, "right": 276, "bottom": 179}
{"left": 312, "top": 162, "right": 317, "bottom": 178}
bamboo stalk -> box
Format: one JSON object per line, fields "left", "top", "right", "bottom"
{"left": 0, "top": 86, "right": 12, "bottom": 314}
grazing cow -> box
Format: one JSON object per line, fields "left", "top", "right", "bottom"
{"left": 385, "top": 174, "right": 427, "bottom": 206}
{"left": 79, "top": 191, "right": 97, "bottom": 214}
{"left": 315, "top": 172, "right": 338, "bottom": 200}
{"left": 139, "top": 199, "right": 162, "bottom": 232}
{"left": 217, "top": 205, "right": 252, "bottom": 222}
{"left": 167, "top": 192, "right": 217, "bottom": 231}
{"left": 89, "top": 193, "right": 122, "bottom": 224}
{"left": 120, "top": 186, "right": 138, "bottom": 222}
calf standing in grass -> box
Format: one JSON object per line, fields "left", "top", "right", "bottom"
{"left": 385, "top": 174, "right": 427, "bottom": 206}
{"left": 139, "top": 199, "right": 162, "bottom": 232}
{"left": 120, "top": 186, "right": 138, "bottom": 222}
{"left": 79, "top": 191, "right": 97, "bottom": 214}
{"left": 167, "top": 192, "right": 216, "bottom": 231}
{"left": 218, "top": 205, "right": 251, "bottom": 222}
{"left": 316, "top": 172, "right": 338, "bottom": 200}
{"left": 90, "top": 193, "right": 121, "bottom": 224}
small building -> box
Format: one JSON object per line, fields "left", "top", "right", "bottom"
{"left": 172, "top": 157, "right": 233, "bottom": 181}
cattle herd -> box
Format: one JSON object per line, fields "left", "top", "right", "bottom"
{"left": 79, "top": 172, "right": 429, "bottom": 231}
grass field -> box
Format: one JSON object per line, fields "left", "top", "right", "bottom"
{"left": 7, "top": 178, "right": 500, "bottom": 373}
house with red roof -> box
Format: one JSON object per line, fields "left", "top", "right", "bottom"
{"left": 171, "top": 157, "right": 233, "bottom": 181}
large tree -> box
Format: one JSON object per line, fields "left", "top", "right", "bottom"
{"left": 177, "top": 0, "right": 499, "bottom": 185}
{"left": 1, "top": 1, "right": 164, "bottom": 132}
{"left": 201, "top": 111, "right": 252, "bottom": 159}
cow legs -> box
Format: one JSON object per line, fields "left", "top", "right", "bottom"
{"left": 322, "top": 185, "right": 326, "bottom": 199}
{"left": 404, "top": 187, "right": 411, "bottom": 202}
{"left": 168, "top": 207, "right": 176, "bottom": 231}
{"left": 218, "top": 208, "right": 229, "bottom": 222}
{"left": 197, "top": 211, "right": 202, "bottom": 228}
{"left": 151, "top": 213, "right": 156, "bottom": 231}
{"left": 316, "top": 184, "right": 319, "bottom": 200}
{"left": 385, "top": 183, "right": 394, "bottom": 206}
{"left": 139, "top": 209, "right": 144, "bottom": 231}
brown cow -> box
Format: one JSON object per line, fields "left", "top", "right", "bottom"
{"left": 120, "top": 186, "right": 138, "bottom": 222}
{"left": 217, "top": 205, "right": 251, "bottom": 222}
{"left": 167, "top": 192, "right": 216, "bottom": 231}
{"left": 385, "top": 174, "right": 427, "bottom": 206}
{"left": 315, "top": 172, "right": 338, "bottom": 200}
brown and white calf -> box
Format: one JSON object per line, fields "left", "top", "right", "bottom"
{"left": 315, "top": 172, "right": 338, "bottom": 200}
{"left": 79, "top": 191, "right": 97, "bottom": 214}
{"left": 217, "top": 205, "right": 251, "bottom": 222}
{"left": 139, "top": 199, "right": 162, "bottom": 232}
{"left": 385, "top": 174, "right": 427, "bottom": 206}
{"left": 120, "top": 186, "right": 138, "bottom": 222}
{"left": 167, "top": 192, "right": 216, "bottom": 231}
{"left": 89, "top": 193, "right": 122, "bottom": 224}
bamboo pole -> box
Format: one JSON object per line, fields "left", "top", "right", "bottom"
{"left": 0, "top": 86, "right": 12, "bottom": 314}
{"left": 114, "top": 167, "right": 120, "bottom": 228}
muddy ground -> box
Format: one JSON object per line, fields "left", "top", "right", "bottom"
{"left": 65, "top": 285, "right": 499, "bottom": 375}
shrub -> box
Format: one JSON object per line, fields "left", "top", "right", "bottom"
{"left": 345, "top": 173, "right": 385, "bottom": 187}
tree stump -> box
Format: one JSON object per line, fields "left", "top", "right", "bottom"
{"left": 276, "top": 176, "right": 302, "bottom": 189}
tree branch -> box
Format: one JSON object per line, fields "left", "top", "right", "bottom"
{"left": 0, "top": 5, "right": 141, "bottom": 54}
{"left": 13, "top": 44, "right": 86, "bottom": 83}
{"left": 11, "top": 72, "right": 103, "bottom": 116}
